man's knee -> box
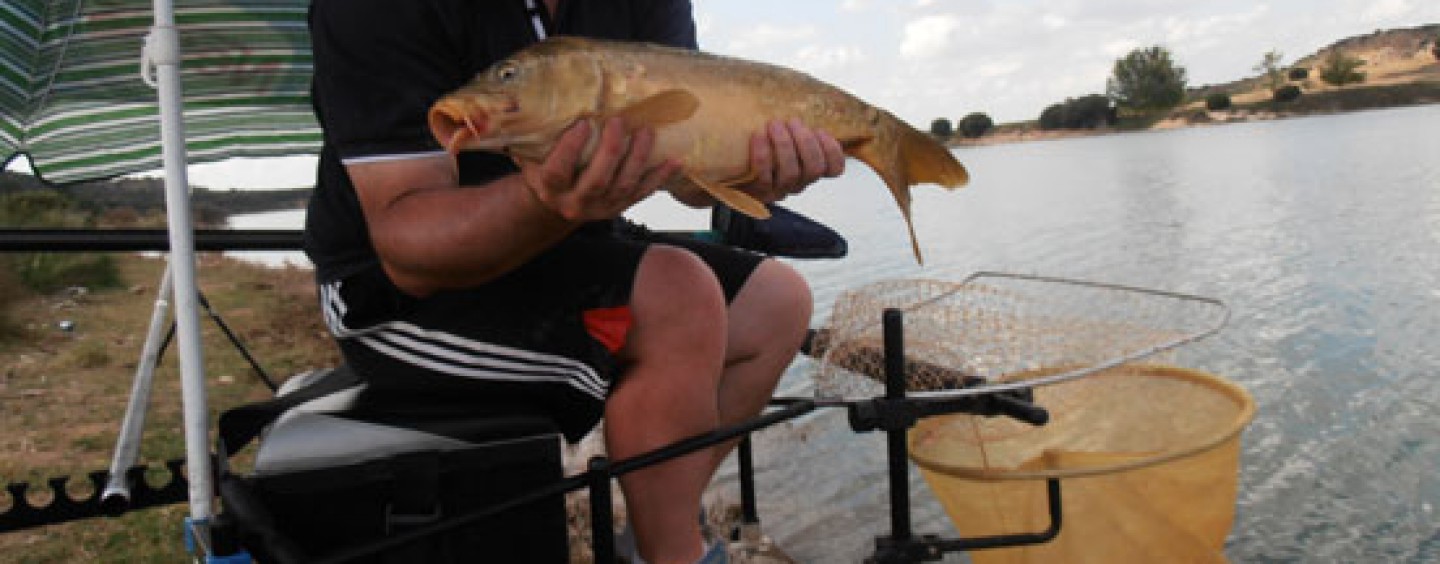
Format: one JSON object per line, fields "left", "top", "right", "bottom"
{"left": 729, "top": 259, "right": 813, "bottom": 353}
{"left": 624, "top": 245, "right": 728, "bottom": 361}
{"left": 633, "top": 245, "right": 726, "bottom": 315}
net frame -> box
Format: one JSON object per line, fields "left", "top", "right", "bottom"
{"left": 813, "top": 271, "right": 1231, "bottom": 401}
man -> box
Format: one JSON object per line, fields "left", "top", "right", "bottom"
{"left": 304, "top": 1, "right": 844, "bottom": 562}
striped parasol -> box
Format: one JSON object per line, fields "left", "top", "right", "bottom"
{"left": 0, "top": 0, "right": 317, "bottom": 184}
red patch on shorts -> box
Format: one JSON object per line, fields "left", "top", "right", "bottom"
{"left": 583, "top": 306, "right": 633, "bottom": 354}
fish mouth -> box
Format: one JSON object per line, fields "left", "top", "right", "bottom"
{"left": 428, "top": 96, "right": 526, "bottom": 154}
{"left": 428, "top": 101, "right": 495, "bottom": 155}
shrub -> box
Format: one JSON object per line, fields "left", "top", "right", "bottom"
{"left": 1065, "top": 94, "right": 1116, "bottom": 128}
{"left": 1038, "top": 95, "right": 1116, "bottom": 130}
{"left": 0, "top": 190, "right": 122, "bottom": 294}
{"left": 1273, "top": 84, "right": 1302, "bottom": 103}
{"left": 1319, "top": 49, "right": 1366, "bottom": 86}
{"left": 1038, "top": 104, "right": 1066, "bottom": 130}
{"left": 1288, "top": 67, "right": 1309, "bottom": 81}
{"left": 929, "top": 118, "right": 953, "bottom": 139}
{"left": 17, "top": 254, "right": 122, "bottom": 294}
{"left": 0, "top": 190, "right": 84, "bottom": 227}
{"left": 1205, "top": 93, "right": 1232, "bottom": 111}
{"left": 957, "top": 112, "right": 994, "bottom": 138}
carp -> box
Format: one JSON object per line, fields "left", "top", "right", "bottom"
{"left": 428, "top": 36, "right": 969, "bottom": 262}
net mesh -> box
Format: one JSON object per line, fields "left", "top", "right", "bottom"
{"left": 811, "top": 273, "right": 1229, "bottom": 401}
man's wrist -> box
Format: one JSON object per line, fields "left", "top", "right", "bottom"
{"left": 508, "top": 173, "right": 576, "bottom": 228}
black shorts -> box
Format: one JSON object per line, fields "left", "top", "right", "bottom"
{"left": 318, "top": 220, "right": 763, "bottom": 441}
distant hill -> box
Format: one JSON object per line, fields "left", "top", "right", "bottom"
{"left": 0, "top": 171, "right": 311, "bottom": 222}
{"left": 1187, "top": 24, "right": 1440, "bottom": 104}
{"left": 962, "top": 24, "right": 1440, "bottom": 145}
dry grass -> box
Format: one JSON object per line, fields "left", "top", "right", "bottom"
{"left": 0, "top": 253, "right": 745, "bottom": 563}
{"left": 0, "top": 253, "right": 339, "bottom": 562}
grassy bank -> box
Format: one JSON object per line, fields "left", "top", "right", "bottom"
{"left": 0, "top": 253, "right": 337, "bottom": 562}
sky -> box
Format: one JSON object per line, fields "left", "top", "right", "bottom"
{"left": 22, "top": 0, "right": 1438, "bottom": 190}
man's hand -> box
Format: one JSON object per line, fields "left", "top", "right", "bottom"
{"left": 743, "top": 118, "right": 846, "bottom": 201}
{"left": 520, "top": 117, "right": 681, "bottom": 222}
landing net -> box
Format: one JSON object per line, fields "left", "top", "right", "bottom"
{"left": 811, "top": 272, "right": 1230, "bottom": 401}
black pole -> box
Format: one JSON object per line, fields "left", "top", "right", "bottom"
{"left": 588, "top": 457, "right": 615, "bottom": 564}
{"left": 738, "top": 436, "right": 759, "bottom": 527}
{"left": 882, "top": 308, "right": 912, "bottom": 544}
{"left": 0, "top": 229, "right": 305, "bottom": 252}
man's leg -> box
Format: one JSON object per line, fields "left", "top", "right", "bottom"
{"left": 712, "top": 259, "right": 811, "bottom": 467}
{"left": 605, "top": 245, "right": 728, "bottom": 564}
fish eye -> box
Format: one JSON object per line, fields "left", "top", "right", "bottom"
{"left": 495, "top": 63, "right": 520, "bottom": 83}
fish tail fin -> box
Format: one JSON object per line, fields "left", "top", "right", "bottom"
{"left": 853, "top": 138, "right": 924, "bottom": 264}
{"left": 896, "top": 118, "right": 969, "bottom": 190}
{"left": 850, "top": 114, "right": 968, "bottom": 265}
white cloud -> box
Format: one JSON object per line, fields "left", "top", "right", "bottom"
{"left": 1103, "top": 39, "right": 1142, "bottom": 58}
{"left": 1361, "top": 0, "right": 1413, "bottom": 22}
{"left": 795, "top": 44, "right": 867, "bottom": 72}
{"left": 900, "top": 14, "right": 960, "bottom": 60}
{"left": 725, "top": 23, "right": 819, "bottom": 55}
{"left": 974, "top": 60, "right": 1023, "bottom": 79}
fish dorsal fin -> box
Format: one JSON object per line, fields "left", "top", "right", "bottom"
{"left": 617, "top": 89, "right": 699, "bottom": 129}
{"left": 681, "top": 172, "right": 771, "bottom": 220}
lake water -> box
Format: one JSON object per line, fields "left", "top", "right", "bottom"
{"left": 229, "top": 104, "right": 1440, "bottom": 562}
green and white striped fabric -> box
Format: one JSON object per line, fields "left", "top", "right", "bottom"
{"left": 0, "top": 0, "right": 318, "bottom": 184}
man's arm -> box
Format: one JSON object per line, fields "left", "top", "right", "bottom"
{"left": 351, "top": 118, "right": 678, "bottom": 297}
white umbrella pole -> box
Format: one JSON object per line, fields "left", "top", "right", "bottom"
{"left": 143, "top": 0, "right": 215, "bottom": 547}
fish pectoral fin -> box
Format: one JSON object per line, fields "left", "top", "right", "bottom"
{"left": 683, "top": 172, "right": 771, "bottom": 220}
{"left": 617, "top": 89, "right": 700, "bottom": 129}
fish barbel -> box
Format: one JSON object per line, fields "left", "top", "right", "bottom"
{"left": 428, "top": 37, "right": 969, "bottom": 262}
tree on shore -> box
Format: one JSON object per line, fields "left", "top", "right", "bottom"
{"left": 1107, "top": 46, "right": 1188, "bottom": 111}
{"left": 1254, "top": 50, "right": 1286, "bottom": 90}
{"left": 1432, "top": 34, "right": 1439, "bottom": 60}
{"left": 1038, "top": 95, "right": 1116, "bottom": 130}
{"left": 1319, "top": 49, "right": 1366, "bottom": 86}
{"left": 929, "top": 117, "right": 953, "bottom": 139}
{"left": 958, "top": 112, "right": 994, "bottom": 138}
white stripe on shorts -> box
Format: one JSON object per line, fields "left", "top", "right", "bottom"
{"left": 319, "top": 280, "right": 608, "bottom": 401}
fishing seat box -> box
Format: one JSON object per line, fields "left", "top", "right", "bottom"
{"left": 217, "top": 366, "right": 569, "bottom": 563}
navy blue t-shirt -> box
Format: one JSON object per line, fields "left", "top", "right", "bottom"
{"left": 303, "top": 0, "right": 698, "bottom": 282}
